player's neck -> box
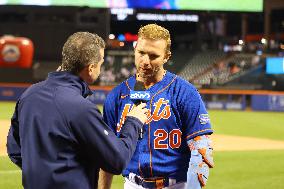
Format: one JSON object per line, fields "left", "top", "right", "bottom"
{"left": 137, "top": 69, "right": 166, "bottom": 89}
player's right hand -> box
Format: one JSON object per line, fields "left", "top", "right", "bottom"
{"left": 127, "top": 103, "right": 148, "bottom": 124}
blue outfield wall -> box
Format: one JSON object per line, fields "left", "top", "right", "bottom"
{"left": 0, "top": 85, "right": 28, "bottom": 101}
{"left": 205, "top": 101, "right": 246, "bottom": 110}
{"left": 251, "top": 95, "right": 284, "bottom": 111}
{"left": 0, "top": 84, "right": 284, "bottom": 112}
{"left": 0, "top": 84, "right": 111, "bottom": 104}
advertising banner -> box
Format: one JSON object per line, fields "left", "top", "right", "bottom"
{"left": 252, "top": 95, "right": 284, "bottom": 111}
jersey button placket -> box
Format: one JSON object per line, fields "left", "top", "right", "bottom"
{"left": 138, "top": 121, "right": 151, "bottom": 177}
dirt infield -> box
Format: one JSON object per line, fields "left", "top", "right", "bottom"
{"left": 1, "top": 119, "right": 284, "bottom": 156}
{"left": 211, "top": 134, "right": 284, "bottom": 151}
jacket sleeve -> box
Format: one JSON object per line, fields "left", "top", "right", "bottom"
{"left": 6, "top": 101, "right": 22, "bottom": 169}
{"left": 68, "top": 101, "right": 142, "bottom": 175}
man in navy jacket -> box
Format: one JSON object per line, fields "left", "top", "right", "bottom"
{"left": 6, "top": 32, "right": 148, "bottom": 189}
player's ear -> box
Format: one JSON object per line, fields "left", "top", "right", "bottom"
{"left": 164, "top": 51, "right": 171, "bottom": 63}
{"left": 87, "top": 63, "right": 95, "bottom": 75}
{"left": 134, "top": 41, "right": 138, "bottom": 49}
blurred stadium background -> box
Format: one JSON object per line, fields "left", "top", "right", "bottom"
{"left": 0, "top": 0, "right": 284, "bottom": 188}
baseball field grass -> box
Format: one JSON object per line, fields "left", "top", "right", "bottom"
{"left": 1, "top": 101, "right": 284, "bottom": 189}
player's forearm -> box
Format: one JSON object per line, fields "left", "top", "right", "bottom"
{"left": 187, "top": 135, "right": 214, "bottom": 188}
{"left": 98, "top": 169, "right": 114, "bottom": 189}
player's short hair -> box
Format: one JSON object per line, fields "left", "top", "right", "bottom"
{"left": 61, "top": 32, "right": 105, "bottom": 74}
{"left": 138, "top": 24, "right": 171, "bottom": 54}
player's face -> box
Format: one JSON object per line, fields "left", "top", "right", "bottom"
{"left": 134, "top": 38, "right": 170, "bottom": 80}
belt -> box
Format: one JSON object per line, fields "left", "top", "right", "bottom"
{"left": 127, "top": 173, "right": 186, "bottom": 189}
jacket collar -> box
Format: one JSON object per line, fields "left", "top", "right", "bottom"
{"left": 47, "top": 71, "right": 93, "bottom": 98}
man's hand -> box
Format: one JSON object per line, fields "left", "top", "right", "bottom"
{"left": 127, "top": 103, "right": 148, "bottom": 124}
{"left": 98, "top": 169, "right": 113, "bottom": 189}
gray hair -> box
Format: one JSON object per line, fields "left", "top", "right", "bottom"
{"left": 61, "top": 32, "right": 105, "bottom": 74}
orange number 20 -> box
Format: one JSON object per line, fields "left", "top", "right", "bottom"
{"left": 154, "top": 129, "right": 182, "bottom": 149}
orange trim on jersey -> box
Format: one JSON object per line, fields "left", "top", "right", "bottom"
{"left": 148, "top": 75, "right": 178, "bottom": 177}
{"left": 120, "top": 94, "right": 128, "bottom": 99}
{"left": 148, "top": 122, "right": 153, "bottom": 177}
{"left": 150, "top": 75, "right": 178, "bottom": 100}
{"left": 119, "top": 79, "right": 131, "bottom": 100}
{"left": 186, "top": 129, "right": 213, "bottom": 140}
{"left": 125, "top": 80, "right": 131, "bottom": 90}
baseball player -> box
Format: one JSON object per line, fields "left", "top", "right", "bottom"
{"left": 99, "top": 24, "right": 214, "bottom": 189}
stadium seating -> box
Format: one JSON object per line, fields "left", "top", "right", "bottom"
{"left": 178, "top": 50, "right": 226, "bottom": 82}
